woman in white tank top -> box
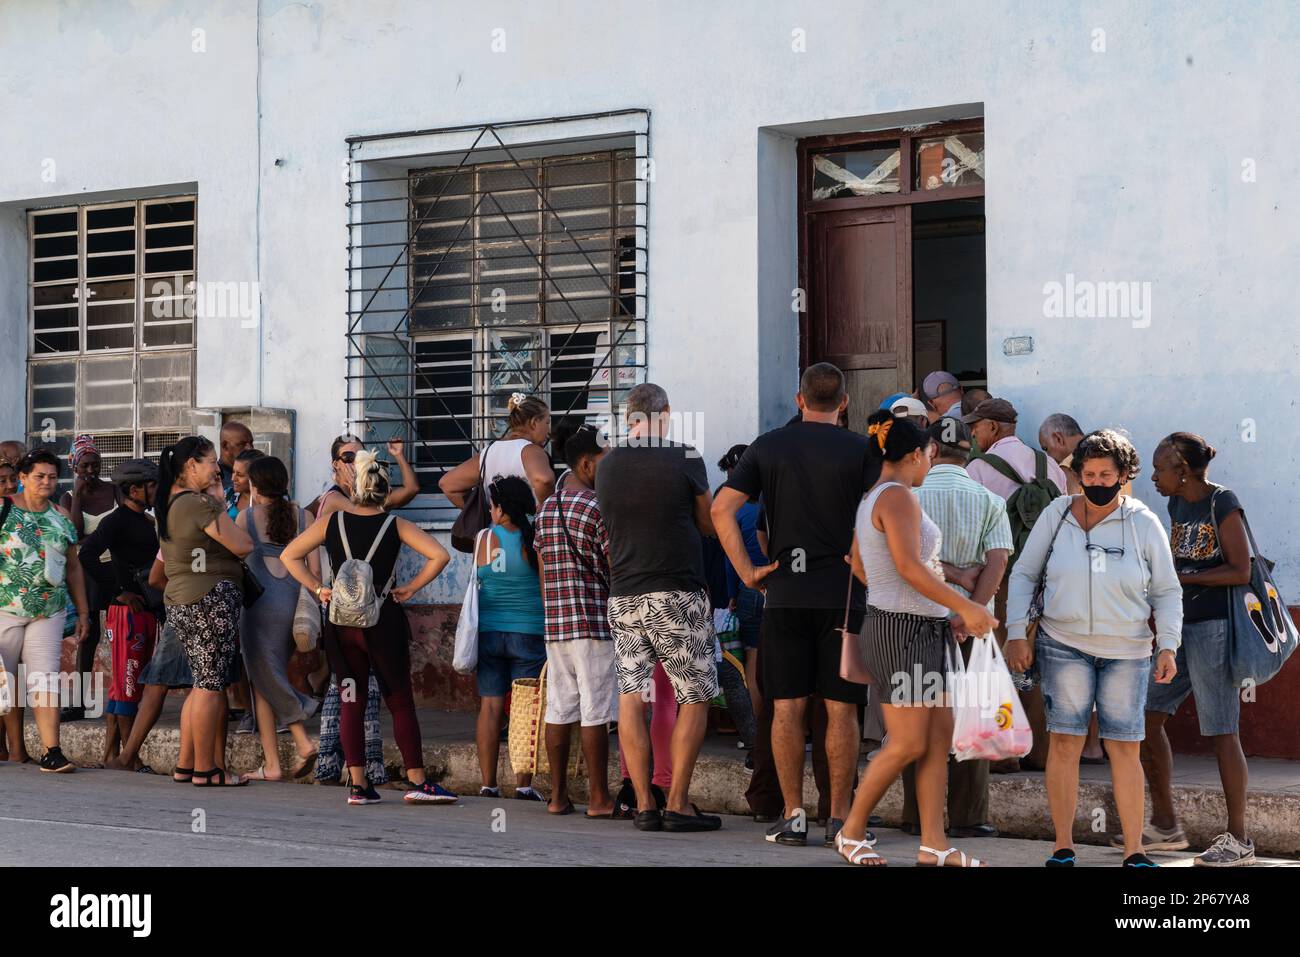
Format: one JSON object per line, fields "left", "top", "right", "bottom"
{"left": 438, "top": 393, "right": 556, "bottom": 507}
{"left": 834, "top": 412, "right": 997, "bottom": 869}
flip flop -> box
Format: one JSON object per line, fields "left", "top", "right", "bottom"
{"left": 292, "top": 749, "right": 319, "bottom": 780}
{"left": 548, "top": 800, "right": 575, "bottom": 816}
{"left": 243, "top": 766, "right": 278, "bottom": 781}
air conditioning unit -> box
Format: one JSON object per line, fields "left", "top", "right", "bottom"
{"left": 182, "top": 406, "right": 296, "bottom": 494}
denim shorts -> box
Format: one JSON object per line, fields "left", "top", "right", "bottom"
{"left": 735, "top": 587, "right": 764, "bottom": 650}
{"left": 476, "top": 629, "right": 546, "bottom": 698}
{"left": 1145, "top": 617, "right": 1239, "bottom": 736}
{"left": 1037, "top": 632, "right": 1150, "bottom": 741}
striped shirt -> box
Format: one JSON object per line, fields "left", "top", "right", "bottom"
{"left": 915, "top": 464, "right": 1015, "bottom": 601}
{"left": 534, "top": 487, "right": 611, "bottom": 642}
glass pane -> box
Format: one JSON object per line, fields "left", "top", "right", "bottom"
{"left": 145, "top": 200, "right": 195, "bottom": 225}
{"left": 87, "top": 229, "right": 136, "bottom": 254}
{"left": 811, "top": 145, "right": 901, "bottom": 199}
{"left": 34, "top": 258, "right": 78, "bottom": 283}
{"left": 32, "top": 211, "right": 76, "bottom": 234}
{"left": 144, "top": 224, "right": 193, "bottom": 250}
{"left": 914, "top": 132, "right": 985, "bottom": 191}
{"left": 78, "top": 355, "right": 135, "bottom": 432}
{"left": 86, "top": 253, "right": 135, "bottom": 278}
{"left": 486, "top": 331, "right": 541, "bottom": 437}
{"left": 144, "top": 248, "right": 193, "bottom": 274}
{"left": 33, "top": 306, "right": 79, "bottom": 354}
{"left": 34, "top": 235, "right": 77, "bottom": 259}
{"left": 29, "top": 361, "right": 78, "bottom": 437}
{"left": 142, "top": 273, "right": 194, "bottom": 347}
{"left": 139, "top": 352, "right": 192, "bottom": 428}
{"left": 87, "top": 206, "right": 135, "bottom": 230}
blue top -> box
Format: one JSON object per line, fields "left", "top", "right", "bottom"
{"left": 477, "top": 524, "right": 544, "bottom": 635}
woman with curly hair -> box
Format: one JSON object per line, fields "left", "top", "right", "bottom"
{"left": 1006, "top": 429, "right": 1184, "bottom": 867}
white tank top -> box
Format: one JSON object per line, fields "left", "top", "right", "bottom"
{"left": 481, "top": 438, "right": 531, "bottom": 487}
{"left": 855, "top": 481, "right": 948, "bottom": 618}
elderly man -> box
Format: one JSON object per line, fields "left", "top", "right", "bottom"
{"left": 1039, "top": 412, "right": 1132, "bottom": 498}
{"left": 921, "top": 370, "right": 964, "bottom": 424}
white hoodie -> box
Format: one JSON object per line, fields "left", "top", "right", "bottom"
{"left": 1006, "top": 495, "right": 1183, "bottom": 659}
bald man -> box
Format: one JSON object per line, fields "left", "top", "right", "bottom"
{"left": 218, "top": 421, "right": 254, "bottom": 494}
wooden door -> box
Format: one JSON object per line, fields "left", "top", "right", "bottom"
{"left": 809, "top": 207, "right": 912, "bottom": 427}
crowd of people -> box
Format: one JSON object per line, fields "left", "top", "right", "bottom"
{"left": 0, "top": 362, "right": 1262, "bottom": 866}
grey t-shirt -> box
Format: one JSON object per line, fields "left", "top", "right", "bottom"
{"left": 594, "top": 441, "right": 709, "bottom": 598}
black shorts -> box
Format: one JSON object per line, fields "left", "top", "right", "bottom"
{"left": 759, "top": 606, "right": 868, "bottom": 704}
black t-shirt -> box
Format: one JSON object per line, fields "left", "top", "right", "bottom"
{"left": 78, "top": 506, "right": 160, "bottom": 598}
{"left": 595, "top": 442, "right": 709, "bottom": 598}
{"left": 724, "top": 421, "right": 876, "bottom": 609}
{"left": 1168, "top": 484, "right": 1242, "bottom": 622}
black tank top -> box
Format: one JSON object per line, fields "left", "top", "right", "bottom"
{"left": 324, "top": 511, "right": 402, "bottom": 589}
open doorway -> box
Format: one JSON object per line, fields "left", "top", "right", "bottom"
{"left": 912, "top": 197, "right": 986, "bottom": 391}
{"left": 797, "top": 120, "right": 985, "bottom": 429}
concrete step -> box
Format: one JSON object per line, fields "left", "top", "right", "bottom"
{"left": 25, "top": 715, "right": 1300, "bottom": 858}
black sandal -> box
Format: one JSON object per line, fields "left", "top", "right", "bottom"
{"left": 192, "top": 768, "right": 248, "bottom": 788}
{"left": 172, "top": 766, "right": 194, "bottom": 783}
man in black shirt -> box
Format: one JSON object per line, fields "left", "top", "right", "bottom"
{"left": 713, "top": 362, "right": 873, "bottom": 849}
{"left": 596, "top": 383, "right": 722, "bottom": 833}
{"left": 80, "top": 459, "right": 160, "bottom": 768}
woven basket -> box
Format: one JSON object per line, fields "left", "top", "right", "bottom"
{"left": 507, "top": 664, "right": 583, "bottom": 777}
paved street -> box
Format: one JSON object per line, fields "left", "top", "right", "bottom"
{"left": 1, "top": 763, "right": 1295, "bottom": 867}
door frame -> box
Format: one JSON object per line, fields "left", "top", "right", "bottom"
{"left": 797, "top": 118, "right": 984, "bottom": 371}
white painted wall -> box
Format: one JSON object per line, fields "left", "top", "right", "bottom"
{"left": 2, "top": 0, "right": 1298, "bottom": 594}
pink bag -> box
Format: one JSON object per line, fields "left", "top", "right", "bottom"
{"left": 949, "top": 636, "right": 1033, "bottom": 762}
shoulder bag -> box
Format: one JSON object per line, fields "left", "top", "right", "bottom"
{"left": 450, "top": 440, "right": 496, "bottom": 554}
{"left": 1208, "top": 489, "right": 1298, "bottom": 686}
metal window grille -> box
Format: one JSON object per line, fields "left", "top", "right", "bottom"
{"left": 345, "top": 114, "right": 649, "bottom": 521}
{"left": 27, "top": 196, "right": 197, "bottom": 480}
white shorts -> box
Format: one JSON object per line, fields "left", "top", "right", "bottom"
{"left": 544, "top": 639, "right": 618, "bottom": 727}
{"left": 0, "top": 611, "right": 67, "bottom": 698}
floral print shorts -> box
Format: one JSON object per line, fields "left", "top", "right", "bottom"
{"left": 168, "top": 579, "right": 242, "bottom": 692}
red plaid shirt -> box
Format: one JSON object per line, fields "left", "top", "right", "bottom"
{"left": 534, "top": 487, "right": 611, "bottom": 642}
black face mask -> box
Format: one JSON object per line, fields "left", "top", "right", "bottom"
{"left": 1083, "top": 482, "right": 1122, "bottom": 506}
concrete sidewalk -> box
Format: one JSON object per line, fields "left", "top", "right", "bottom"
{"left": 24, "top": 703, "right": 1300, "bottom": 857}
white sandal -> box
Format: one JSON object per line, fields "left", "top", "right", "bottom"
{"left": 918, "top": 845, "right": 985, "bottom": 867}
{"left": 836, "top": 831, "right": 886, "bottom": 866}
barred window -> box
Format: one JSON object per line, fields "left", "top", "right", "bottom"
{"left": 347, "top": 124, "right": 648, "bottom": 519}
{"left": 27, "top": 197, "right": 196, "bottom": 481}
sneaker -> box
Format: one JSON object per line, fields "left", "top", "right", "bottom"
{"left": 275, "top": 725, "right": 289, "bottom": 734}
{"left": 1194, "top": 832, "right": 1256, "bottom": 868}
{"left": 612, "top": 779, "right": 637, "bottom": 819}
{"left": 39, "top": 747, "right": 76, "bottom": 773}
{"left": 824, "top": 817, "right": 844, "bottom": 848}
{"left": 736, "top": 740, "right": 747, "bottom": 750}
{"left": 514, "top": 786, "right": 546, "bottom": 802}
{"left": 479, "top": 785, "right": 502, "bottom": 798}
{"left": 236, "top": 713, "right": 256, "bottom": 735}
{"left": 1109, "top": 821, "right": 1189, "bottom": 852}
{"left": 347, "top": 783, "right": 382, "bottom": 805}
{"left": 765, "top": 813, "right": 808, "bottom": 846}
{"left": 1123, "top": 852, "right": 1160, "bottom": 868}
{"left": 743, "top": 753, "right": 754, "bottom": 773}
{"left": 404, "top": 781, "right": 459, "bottom": 804}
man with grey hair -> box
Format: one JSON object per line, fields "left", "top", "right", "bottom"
{"left": 595, "top": 382, "right": 722, "bottom": 833}
{"left": 1038, "top": 413, "right": 1085, "bottom": 494}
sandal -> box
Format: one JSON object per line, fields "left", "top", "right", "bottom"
{"left": 172, "top": 766, "right": 194, "bottom": 783}
{"left": 291, "top": 749, "right": 319, "bottom": 780}
{"left": 243, "top": 766, "right": 281, "bottom": 781}
{"left": 836, "top": 830, "right": 886, "bottom": 866}
{"left": 918, "top": 845, "right": 985, "bottom": 867}
{"left": 548, "top": 800, "right": 575, "bottom": 816}
{"left": 192, "top": 768, "right": 249, "bottom": 788}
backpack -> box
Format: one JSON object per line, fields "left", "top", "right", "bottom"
{"left": 328, "top": 511, "right": 398, "bottom": 628}
{"left": 975, "top": 449, "right": 1061, "bottom": 568}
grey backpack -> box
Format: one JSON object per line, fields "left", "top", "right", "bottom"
{"left": 328, "top": 511, "right": 397, "bottom": 628}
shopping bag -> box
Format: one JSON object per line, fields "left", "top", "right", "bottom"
{"left": 0, "top": 648, "right": 12, "bottom": 717}
{"left": 950, "top": 635, "right": 1032, "bottom": 762}
{"left": 292, "top": 586, "right": 322, "bottom": 653}
{"left": 452, "top": 529, "right": 487, "bottom": 675}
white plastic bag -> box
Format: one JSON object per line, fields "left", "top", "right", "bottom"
{"left": 950, "top": 635, "right": 1032, "bottom": 762}
{"left": 452, "top": 530, "right": 487, "bottom": 675}
{"left": 0, "top": 649, "right": 12, "bottom": 717}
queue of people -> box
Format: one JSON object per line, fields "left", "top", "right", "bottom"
{"left": 0, "top": 367, "right": 1267, "bottom": 867}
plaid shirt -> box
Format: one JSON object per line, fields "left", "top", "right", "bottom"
{"left": 534, "top": 486, "right": 611, "bottom": 642}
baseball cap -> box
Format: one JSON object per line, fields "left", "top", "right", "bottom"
{"left": 961, "top": 397, "right": 1018, "bottom": 425}
{"left": 888, "top": 396, "right": 929, "bottom": 418}
{"left": 922, "top": 371, "right": 961, "bottom": 401}
{"left": 879, "top": 392, "right": 910, "bottom": 411}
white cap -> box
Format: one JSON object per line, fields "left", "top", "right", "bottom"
{"left": 890, "top": 396, "right": 929, "bottom": 418}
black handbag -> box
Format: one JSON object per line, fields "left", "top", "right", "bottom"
{"left": 450, "top": 440, "right": 496, "bottom": 553}
{"left": 239, "top": 560, "right": 264, "bottom": 609}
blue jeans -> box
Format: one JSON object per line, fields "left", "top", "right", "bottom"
{"left": 476, "top": 630, "right": 546, "bottom": 697}
{"left": 1145, "top": 617, "right": 1239, "bottom": 736}
{"left": 1037, "top": 633, "right": 1150, "bottom": 741}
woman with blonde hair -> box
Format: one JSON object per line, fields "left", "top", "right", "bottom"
{"left": 439, "top": 393, "right": 556, "bottom": 507}
{"left": 283, "top": 449, "right": 454, "bottom": 806}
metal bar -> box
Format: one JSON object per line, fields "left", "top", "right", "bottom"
{"left": 345, "top": 108, "right": 650, "bottom": 145}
